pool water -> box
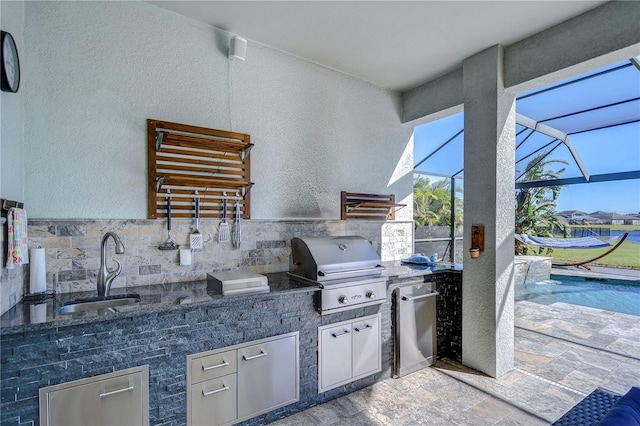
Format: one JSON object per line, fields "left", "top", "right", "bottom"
{"left": 515, "top": 274, "right": 640, "bottom": 316}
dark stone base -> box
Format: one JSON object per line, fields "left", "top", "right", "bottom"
{"left": 435, "top": 271, "right": 462, "bottom": 362}
{"left": 1, "top": 271, "right": 462, "bottom": 425}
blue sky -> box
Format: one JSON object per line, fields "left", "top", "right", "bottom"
{"left": 555, "top": 180, "right": 639, "bottom": 215}
{"left": 413, "top": 60, "right": 640, "bottom": 215}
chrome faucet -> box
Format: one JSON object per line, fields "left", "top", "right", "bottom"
{"left": 97, "top": 232, "right": 125, "bottom": 297}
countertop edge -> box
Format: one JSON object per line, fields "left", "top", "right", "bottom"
{"left": 1, "top": 263, "right": 462, "bottom": 334}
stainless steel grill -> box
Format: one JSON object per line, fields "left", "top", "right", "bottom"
{"left": 289, "top": 236, "right": 387, "bottom": 314}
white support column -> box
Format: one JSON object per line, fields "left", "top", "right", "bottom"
{"left": 462, "top": 45, "right": 515, "bottom": 378}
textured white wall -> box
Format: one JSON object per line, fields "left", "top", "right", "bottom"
{"left": 0, "top": 1, "right": 26, "bottom": 318}
{"left": 0, "top": 1, "right": 24, "bottom": 202}
{"left": 23, "top": 1, "right": 413, "bottom": 220}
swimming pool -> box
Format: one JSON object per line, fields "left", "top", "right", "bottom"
{"left": 515, "top": 274, "right": 640, "bottom": 316}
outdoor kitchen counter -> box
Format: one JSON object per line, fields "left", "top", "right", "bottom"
{"left": 1, "top": 265, "right": 465, "bottom": 425}
{"left": 381, "top": 260, "right": 463, "bottom": 280}
{"left": 0, "top": 272, "right": 318, "bottom": 333}
{"left": 1, "top": 263, "right": 463, "bottom": 332}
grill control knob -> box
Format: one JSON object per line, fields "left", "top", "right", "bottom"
{"left": 366, "top": 291, "right": 376, "bottom": 299}
{"left": 338, "top": 295, "right": 348, "bottom": 304}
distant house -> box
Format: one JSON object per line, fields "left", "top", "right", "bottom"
{"left": 559, "top": 210, "right": 608, "bottom": 225}
{"left": 589, "top": 211, "right": 638, "bottom": 225}
{"left": 559, "top": 210, "right": 588, "bottom": 224}
{"left": 584, "top": 215, "right": 606, "bottom": 225}
{"left": 625, "top": 215, "right": 640, "bottom": 226}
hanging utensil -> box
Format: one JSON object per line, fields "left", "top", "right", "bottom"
{"left": 158, "top": 190, "right": 179, "bottom": 250}
{"left": 232, "top": 196, "right": 241, "bottom": 249}
{"left": 218, "top": 193, "right": 230, "bottom": 242}
{"left": 190, "top": 191, "right": 203, "bottom": 250}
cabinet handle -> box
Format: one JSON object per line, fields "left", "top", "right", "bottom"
{"left": 354, "top": 324, "right": 372, "bottom": 332}
{"left": 242, "top": 350, "right": 267, "bottom": 361}
{"left": 201, "top": 359, "right": 229, "bottom": 371}
{"left": 99, "top": 384, "right": 134, "bottom": 399}
{"left": 202, "top": 383, "right": 229, "bottom": 397}
{"left": 331, "top": 330, "right": 350, "bottom": 338}
{"left": 401, "top": 291, "right": 439, "bottom": 302}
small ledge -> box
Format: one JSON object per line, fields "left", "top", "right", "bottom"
{"left": 341, "top": 191, "right": 405, "bottom": 220}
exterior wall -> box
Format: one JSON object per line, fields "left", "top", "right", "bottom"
{"left": 0, "top": 1, "right": 25, "bottom": 202}
{"left": 0, "top": 2, "right": 27, "bottom": 314}
{"left": 3, "top": 1, "right": 415, "bottom": 315}
{"left": 23, "top": 1, "right": 413, "bottom": 221}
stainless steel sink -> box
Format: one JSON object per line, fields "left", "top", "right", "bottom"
{"left": 56, "top": 295, "right": 140, "bottom": 314}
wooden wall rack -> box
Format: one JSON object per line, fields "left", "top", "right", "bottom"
{"left": 341, "top": 191, "right": 405, "bottom": 220}
{"left": 147, "top": 119, "right": 254, "bottom": 219}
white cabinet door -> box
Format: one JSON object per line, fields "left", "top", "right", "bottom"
{"left": 319, "top": 323, "right": 353, "bottom": 392}
{"left": 352, "top": 315, "right": 381, "bottom": 379}
{"left": 237, "top": 335, "right": 298, "bottom": 419}
{"left": 318, "top": 313, "right": 381, "bottom": 393}
{"left": 40, "top": 366, "right": 149, "bottom": 426}
{"left": 190, "top": 374, "right": 237, "bottom": 426}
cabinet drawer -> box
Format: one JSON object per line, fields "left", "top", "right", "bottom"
{"left": 190, "top": 374, "right": 237, "bottom": 426}
{"left": 237, "top": 335, "right": 298, "bottom": 419}
{"left": 191, "top": 350, "right": 237, "bottom": 384}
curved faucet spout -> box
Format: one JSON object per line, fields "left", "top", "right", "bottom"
{"left": 97, "top": 232, "right": 125, "bottom": 297}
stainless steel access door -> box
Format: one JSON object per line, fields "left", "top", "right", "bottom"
{"left": 237, "top": 335, "right": 298, "bottom": 419}
{"left": 393, "top": 281, "right": 438, "bottom": 378}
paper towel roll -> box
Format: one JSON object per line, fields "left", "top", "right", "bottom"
{"left": 29, "top": 248, "right": 47, "bottom": 294}
{"left": 180, "top": 249, "right": 192, "bottom": 266}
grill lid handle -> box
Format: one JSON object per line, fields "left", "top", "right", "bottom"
{"left": 318, "top": 266, "right": 384, "bottom": 277}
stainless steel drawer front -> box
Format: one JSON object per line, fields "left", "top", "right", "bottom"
{"left": 191, "top": 375, "right": 237, "bottom": 426}
{"left": 191, "top": 350, "right": 237, "bottom": 384}
{"left": 39, "top": 365, "right": 149, "bottom": 426}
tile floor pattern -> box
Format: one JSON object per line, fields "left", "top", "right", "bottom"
{"left": 271, "top": 300, "right": 640, "bottom": 425}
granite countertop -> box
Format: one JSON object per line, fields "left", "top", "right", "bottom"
{"left": 381, "top": 260, "right": 462, "bottom": 280}
{"left": 0, "top": 272, "right": 317, "bottom": 333}
{"left": 1, "top": 262, "right": 462, "bottom": 333}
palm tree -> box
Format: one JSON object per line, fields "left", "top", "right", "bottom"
{"left": 515, "top": 153, "right": 569, "bottom": 255}
{"left": 414, "top": 177, "right": 462, "bottom": 227}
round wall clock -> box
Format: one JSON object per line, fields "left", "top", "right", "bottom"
{"left": 1, "top": 31, "right": 20, "bottom": 93}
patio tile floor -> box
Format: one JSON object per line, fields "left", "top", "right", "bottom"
{"left": 271, "top": 300, "right": 640, "bottom": 425}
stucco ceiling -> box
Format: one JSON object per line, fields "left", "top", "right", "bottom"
{"left": 147, "top": 1, "right": 606, "bottom": 91}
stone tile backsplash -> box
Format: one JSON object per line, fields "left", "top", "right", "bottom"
{"left": 12, "top": 218, "right": 412, "bottom": 302}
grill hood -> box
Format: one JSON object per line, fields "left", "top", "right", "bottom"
{"left": 290, "top": 236, "right": 383, "bottom": 282}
